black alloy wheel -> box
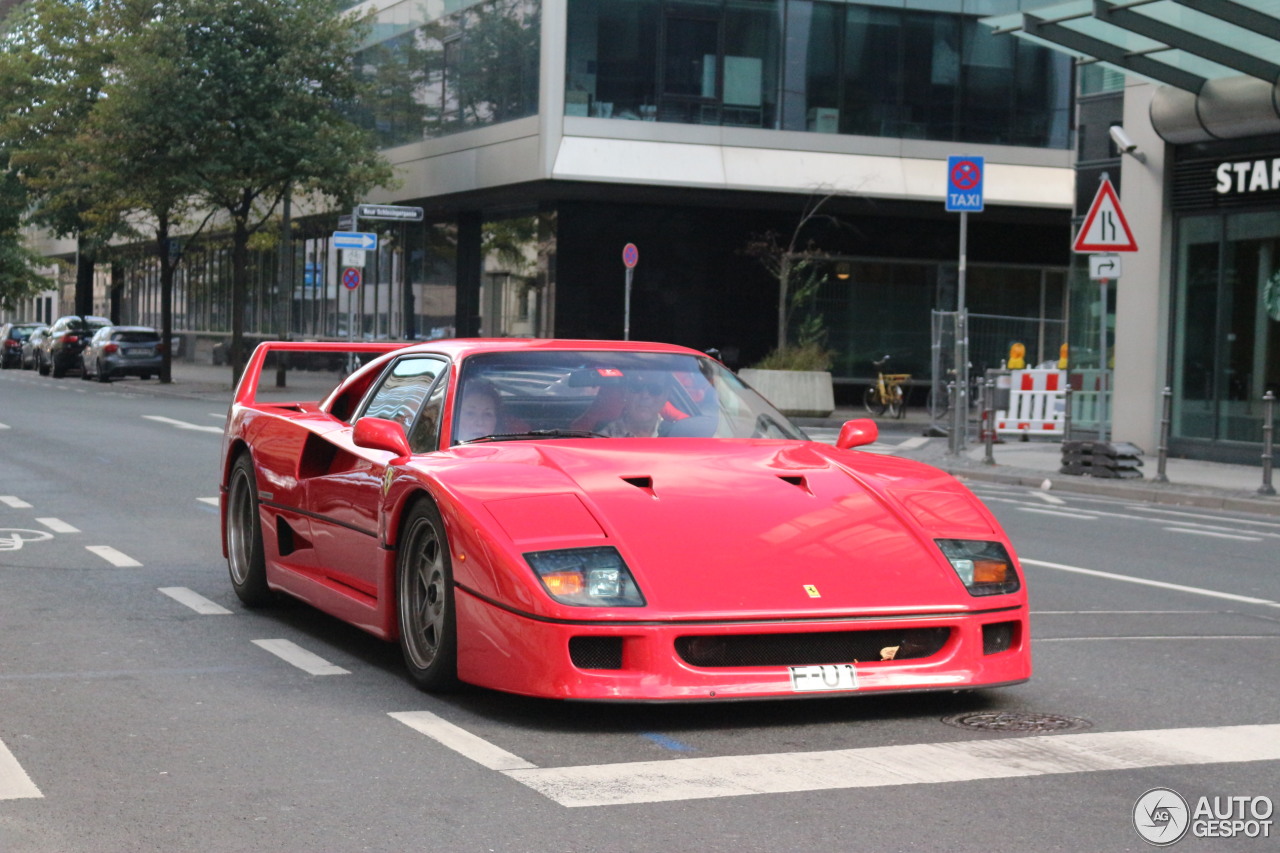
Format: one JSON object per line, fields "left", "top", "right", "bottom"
{"left": 226, "top": 454, "right": 272, "bottom": 606}
{"left": 396, "top": 499, "right": 459, "bottom": 691}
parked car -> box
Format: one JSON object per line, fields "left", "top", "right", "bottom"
{"left": 20, "top": 327, "right": 50, "bottom": 370}
{"left": 1, "top": 322, "right": 47, "bottom": 369}
{"left": 221, "top": 339, "right": 1030, "bottom": 700}
{"left": 38, "top": 315, "right": 110, "bottom": 377}
{"left": 80, "top": 325, "right": 165, "bottom": 382}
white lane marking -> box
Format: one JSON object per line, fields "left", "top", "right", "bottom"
{"left": 1039, "top": 635, "right": 1280, "bottom": 642}
{"left": 85, "top": 545, "right": 142, "bottom": 567}
{"left": 0, "top": 495, "right": 32, "bottom": 508}
{"left": 0, "top": 738, "right": 42, "bottom": 800}
{"left": 1124, "top": 505, "right": 1280, "bottom": 530}
{"left": 1016, "top": 507, "right": 1098, "bottom": 520}
{"left": 499, "top": 723, "right": 1280, "bottom": 807}
{"left": 1024, "top": 558, "right": 1280, "bottom": 608}
{"left": 0, "top": 422, "right": 9, "bottom": 430}
{"left": 158, "top": 587, "right": 232, "bottom": 615}
{"left": 1162, "top": 527, "right": 1262, "bottom": 542}
{"left": 896, "top": 436, "right": 929, "bottom": 450}
{"left": 141, "top": 415, "right": 223, "bottom": 434}
{"left": 197, "top": 497, "right": 220, "bottom": 506}
{"left": 390, "top": 711, "right": 536, "bottom": 771}
{"left": 1033, "top": 610, "right": 1211, "bottom": 615}
{"left": 251, "top": 639, "right": 349, "bottom": 675}
{"left": 1027, "top": 491, "right": 1066, "bottom": 506}
{"left": 36, "top": 517, "right": 79, "bottom": 534}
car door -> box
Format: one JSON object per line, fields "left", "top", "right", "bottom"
{"left": 303, "top": 355, "right": 449, "bottom": 595}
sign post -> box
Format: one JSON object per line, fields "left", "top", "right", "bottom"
{"left": 945, "top": 156, "right": 984, "bottom": 453}
{"left": 622, "top": 243, "right": 639, "bottom": 341}
{"left": 1074, "top": 177, "right": 1138, "bottom": 441}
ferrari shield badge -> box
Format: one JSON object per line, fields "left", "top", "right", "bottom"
{"left": 804, "top": 584, "right": 821, "bottom": 598}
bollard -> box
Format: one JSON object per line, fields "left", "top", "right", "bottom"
{"left": 1062, "top": 385, "right": 1073, "bottom": 440}
{"left": 1261, "top": 391, "right": 1276, "bottom": 496}
{"left": 1155, "top": 386, "right": 1171, "bottom": 484}
{"left": 947, "top": 381, "right": 959, "bottom": 455}
{"left": 983, "top": 378, "right": 996, "bottom": 465}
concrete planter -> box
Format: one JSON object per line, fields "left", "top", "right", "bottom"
{"left": 739, "top": 368, "right": 835, "bottom": 418}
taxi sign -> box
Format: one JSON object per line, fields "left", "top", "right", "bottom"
{"left": 946, "top": 156, "right": 984, "bottom": 212}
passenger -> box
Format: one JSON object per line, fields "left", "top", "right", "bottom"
{"left": 455, "top": 380, "right": 501, "bottom": 442}
{"left": 600, "top": 373, "right": 669, "bottom": 437}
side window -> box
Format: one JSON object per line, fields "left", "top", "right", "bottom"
{"left": 408, "top": 375, "right": 448, "bottom": 453}
{"left": 358, "top": 357, "right": 448, "bottom": 436}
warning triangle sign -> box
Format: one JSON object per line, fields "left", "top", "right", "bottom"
{"left": 1073, "top": 179, "right": 1137, "bottom": 252}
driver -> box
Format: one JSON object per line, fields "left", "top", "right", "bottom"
{"left": 600, "top": 373, "right": 668, "bottom": 437}
{"left": 455, "top": 381, "right": 501, "bottom": 442}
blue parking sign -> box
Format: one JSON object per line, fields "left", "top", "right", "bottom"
{"left": 946, "top": 156, "right": 984, "bottom": 213}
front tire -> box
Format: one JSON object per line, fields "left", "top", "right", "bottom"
{"left": 226, "top": 454, "right": 272, "bottom": 607}
{"left": 397, "top": 500, "right": 459, "bottom": 691}
{"left": 863, "top": 386, "right": 886, "bottom": 416}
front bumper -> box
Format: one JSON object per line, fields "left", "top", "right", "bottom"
{"left": 455, "top": 590, "right": 1030, "bottom": 701}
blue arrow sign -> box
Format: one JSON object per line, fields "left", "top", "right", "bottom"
{"left": 333, "top": 231, "right": 378, "bottom": 251}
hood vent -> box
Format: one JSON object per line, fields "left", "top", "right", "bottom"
{"left": 778, "top": 474, "right": 812, "bottom": 495}
{"left": 621, "top": 475, "right": 656, "bottom": 496}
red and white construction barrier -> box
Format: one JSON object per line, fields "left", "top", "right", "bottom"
{"left": 995, "top": 369, "right": 1065, "bottom": 435}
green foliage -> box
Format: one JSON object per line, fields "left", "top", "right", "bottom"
{"left": 751, "top": 342, "right": 834, "bottom": 372}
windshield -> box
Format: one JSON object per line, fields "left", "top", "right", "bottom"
{"left": 452, "top": 350, "right": 806, "bottom": 444}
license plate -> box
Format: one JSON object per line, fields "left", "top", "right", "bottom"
{"left": 789, "top": 663, "right": 858, "bottom": 692}
{"left": 124, "top": 348, "right": 150, "bottom": 357}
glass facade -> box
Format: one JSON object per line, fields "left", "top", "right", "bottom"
{"left": 1172, "top": 210, "right": 1280, "bottom": 448}
{"left": 566, "top": 0, "right": 1071, "bottom": 146}
{"left": 352, "top": 0, "right": 541, "bottom": 147}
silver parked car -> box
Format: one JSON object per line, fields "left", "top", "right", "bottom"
{"left": 80, "top": 325, "right": 164, "bottom": 382}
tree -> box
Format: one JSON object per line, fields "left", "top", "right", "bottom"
{"left": 0, "top": 149, "right": 52, "bottom": 309}
{"left": 118, "top": 0, "right": 394, "bottom": 383}
{"left": 0, "top": 0, "right": 132, "bottom": 314}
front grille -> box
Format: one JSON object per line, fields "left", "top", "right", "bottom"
{"left": 675, "top": 627, "right": 950, "bottom": 668}
{"left": 569, "top": 636, "right": 623, "bottom": 670}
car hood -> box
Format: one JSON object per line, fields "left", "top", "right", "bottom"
{"left": 432, "top": 439, "right": 1009, "bottom": 618}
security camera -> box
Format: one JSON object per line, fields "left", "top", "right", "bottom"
{"left": 1109, "top": 125, "right": 1145, "bottom": 161}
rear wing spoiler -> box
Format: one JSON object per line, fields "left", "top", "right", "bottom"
{"left": 233, "top": 341, "right": 411, "bottom": 406}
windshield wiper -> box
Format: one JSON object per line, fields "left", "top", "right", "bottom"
{"left": 461, "top": 429, "right": 607, "bottom": 444}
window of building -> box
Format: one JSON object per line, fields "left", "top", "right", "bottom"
{"left": 567, "top": 0, "right": 1071, "bottom": 148}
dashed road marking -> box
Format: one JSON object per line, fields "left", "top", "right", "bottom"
{"left": 159, "top": 586, "right": 232, "bottom": 615}
{"left": 0, "top": 495, "right": 32, "bottom": 508}
{"left": 0, "top": 737, "right": 42, "bottom": 800}
{"left": 36, "top": 517, "right": 79, "bottom": 534}
{"left": 197, "top": 497, "right": 220, "bottom": 506}
{"left": 86, "top": 545, "right": 142, "bottom": 567}
{"left": 252, "top": 639, "right": 349, "bottom": 675}
{"left": 1016, "top": 507, "right": 1098, "bottom": 520}
{"left": 141, "top": 415, "right": 223, "bottom": 434}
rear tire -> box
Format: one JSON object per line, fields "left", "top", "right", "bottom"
{"left": 226, "top": 454, "right": 272, "bottom": 607}
{"left": 397, "top": 500, "right": 459, "bottom": 691}
{"left": 97, "top": 360, "right": 111, "bottom": 382}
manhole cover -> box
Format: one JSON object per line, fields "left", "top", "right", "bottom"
{"left": 942, "top": 712, "right": 1092, "bottom": 733}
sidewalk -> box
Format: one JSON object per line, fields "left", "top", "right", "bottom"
{"left": 129, "top": 362, "right": 1280, "bottom": 518}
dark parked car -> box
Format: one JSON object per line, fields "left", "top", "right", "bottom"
{"left": 1, "top": 322, "right": 46, "bottom": 369}
{"left": 38, "top": 315, "right": 110, "bottom": 378}
{"left": 80, "top": 325, "right": 164, "bottom": 382}
{"left": 20, "top": 327, "right": 50, "bottom": 370}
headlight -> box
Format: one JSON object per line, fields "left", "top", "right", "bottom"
{"left": 525, "top": 546, "right": 646, "bottom": 607}
{"left": 935, "top": 539, "right": 1020, "bottom": 596}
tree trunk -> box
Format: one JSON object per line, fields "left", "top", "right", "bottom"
{"left": 157, "top": 218, "right": 175, "bottom": 384}
{"left": 75, "top": 239, "right": 95, "bottom": 317}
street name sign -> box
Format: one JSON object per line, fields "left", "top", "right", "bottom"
{"left": 356, "top": 204, "right": 424, "bottom": 222}
{"left": 333, "top": 231, "right": 378, "bottom": 251}
{"left": 1074, "top": 178, "right": 1138, "bottom": 252}
{"left": 945, "top": 155, "right": 984, "bottom": 212}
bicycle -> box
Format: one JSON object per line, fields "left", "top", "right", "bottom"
{"left": 863, "top": 356, "right": 911, "bottom": 419}
{"left": 927, "top": 364, "right": 984, "bottom": 420}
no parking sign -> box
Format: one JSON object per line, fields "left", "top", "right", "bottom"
{"left": 946, "top": 156, "right": 984, "bottom": 213}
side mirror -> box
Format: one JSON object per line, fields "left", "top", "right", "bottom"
{"left": 352, "top": 416, "right": 412, "bottom": 461}
{"left": 835, "top": 418, "right": 878, "bottom": 450}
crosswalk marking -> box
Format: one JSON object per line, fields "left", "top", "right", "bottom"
{"left": 0, "top": 495, "right": 32, "bottom": 508}
{"left": 506, "top": 723, "right": 1280, "bottom": 807}
{"left": 36, "top": 517, "right": 79, "bottom": 534}
{"left": 86, "top": 545, "right": 142, "bottom": 567}
{"left": 251, "top": 639, "right": 349, "bottom": 675}
{"left": 159, "top": 587, "right": 231, "bottom": 615}
{"left": 390, "top": 711, "right": 535, "bottom": 771}
{"left": 0, "top": 737, "right": 42, "bottom": 801}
